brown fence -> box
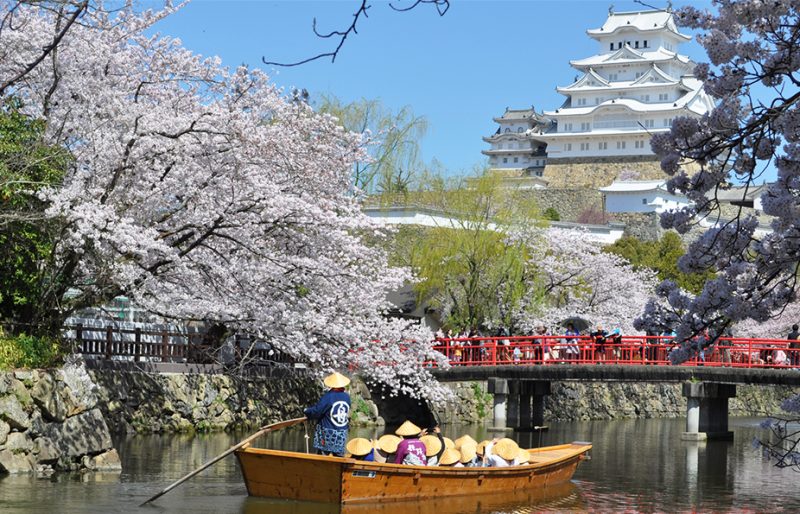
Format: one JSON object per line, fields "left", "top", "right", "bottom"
{"left": 64, "top": 324, "right": 296, "bottom": 368}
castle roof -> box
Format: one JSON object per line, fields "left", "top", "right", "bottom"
{"left": 570, "top": 47, "right": 691, "bottom": 68}
{"left": 587, "top": 10, "right": 691, "bottom": 41}
{"left": 599, "top": 179, "right": 668, "bottom": 193}
{"left": 492, "top": 107, "right": 549, "bottom": 124}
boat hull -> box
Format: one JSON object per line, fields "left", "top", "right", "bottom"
{"left": 235, "top": 442, "right": 591, "bottom": 504}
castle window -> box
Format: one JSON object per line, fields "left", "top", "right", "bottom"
{"left": 565, "top": 143, "right": 572, "bottom": 151}
{"left": 504, "top": 128, "right": 510, "bottom": 133}
{"left": 503, "top": 157, "right": 508, "bottom": 163}
{"left": 617, "top": 141, "right": 626, "bottom": 149}
{"left": 659, "top": 93, "right": 669, "bottom": 101}
{"left": 581, "top": 122, "right": 590, "bottom": 131}
{"left": 517, "top": 127, "right": 524, "bottom": 133}
{"left": 598, "top": 142, "right": 608, "bottom": 150}
{"left": 645, "top": 119, "right": 655, "bottom": 128}
{"left": 610, "top": 43, "right": 614, "bottom": 51}
{"left": 643, "top": 40, "right": 648, "bottom": 48}
{"left": 642, "top": 198, "right": 648, "bottom": 205}
{"left": 635, "top": 41, "right": 639, "bottom": 48}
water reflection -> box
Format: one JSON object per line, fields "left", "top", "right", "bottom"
{"left": 1, "top": 418, "right": 800, "bottom": 513}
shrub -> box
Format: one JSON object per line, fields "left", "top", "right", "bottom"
{"left": 543, "top": 207, "right": 560, "bottom": 221}
{"left": 0, "top": 332, "right": 63, "bottom": 370}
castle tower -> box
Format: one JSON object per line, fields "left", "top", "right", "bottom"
{"left": 531, "top": 8, "right": 714, "bottom": 187}
{"left": 481, "top": 107, "right": 552, "bottom": 178}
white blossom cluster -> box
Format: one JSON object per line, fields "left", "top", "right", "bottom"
{"left": 510, "top": 228, "right": 658, "bottom": 335}
{"left": 0, "top": 2, "right": 449, "bottom": 400}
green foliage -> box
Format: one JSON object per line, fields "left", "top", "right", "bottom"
{"left": 604, "top": 232, "right": 714, "bottom": 294}
{"left": 470, "top": 382, "right": 492, "bottom": 420}
{"left": 0, "top": 98, "right": 72, "bottom": 336}
{"left": 542, "top": 207, "right": 560, "bottom": 221}
{"left": 317, "top": 95, "right": 428, "bottom": 194}
{"left": 394, "top": 172, "right": 544, "bottom": 332}
{"left": 0, "top": 331, "right": 64, "bottom": 370}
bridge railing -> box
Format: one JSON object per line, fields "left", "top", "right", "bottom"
{"left": 431, "top": 335, "right": 800, "bottom": 368}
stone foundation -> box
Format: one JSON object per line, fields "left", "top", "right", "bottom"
{"left": 543, "top": 156, "right": 665, "bottom": 188}
{"left": 0, "top": 364, "right": 120, "bottom": 475}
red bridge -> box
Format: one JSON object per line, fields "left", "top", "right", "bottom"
{"left": 431, "top": 335, "right": 800, "bottom": 369}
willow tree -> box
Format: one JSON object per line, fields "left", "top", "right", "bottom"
{"left": 317, "top": 95, "right": 428, "bottom": 195}
{"left": 394, "top": 172, "right": 542, "bottom": 332}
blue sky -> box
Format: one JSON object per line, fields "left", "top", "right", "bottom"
{"left": 149, "top": 0, "right": 713, "bottom": 175}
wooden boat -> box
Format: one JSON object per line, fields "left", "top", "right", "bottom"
{"left": 235, "top": 441, "right": 591, "bottom": 505}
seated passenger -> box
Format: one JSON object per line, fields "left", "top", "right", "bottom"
{"left": 438, "top": 448, "right": 462, "bottom": 467}
{"left": 393, "top": 420, "right": 427, "bottom": 466}
{"left": 458, "top": 443, "right": 481, "bottom": 467}
{"left": 453, "top": 435, "right": 477, "bottom": 450}
{"left": 373, "top": 434, "right": 400, "bottom": 463}
{"left": 484, "top": 438, "right": 520, "bottom": 467}
{"left": 345, "top": 438, "right": 375, "bottom": 461}
{"left": 516, "top": 448, "right": 531, "bottom": 465}
{"left": 420, "top": 432, "right": 444, "bottom": 466}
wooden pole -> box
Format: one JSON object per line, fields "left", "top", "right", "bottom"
{"left": 140, "top": 416, "right": 307, "bottom": 506}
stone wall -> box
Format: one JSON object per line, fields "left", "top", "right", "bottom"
{"left": 434, "top": 381, "right": 493, "bottom": 426}
{"left": 543, "top": 156, "right": 665, "bottom": 188}
{"left": 521, "top": 188, "right": 603, "bottom": 223}
{"left": 0, "top": 364, "right": 120, "bottom": 475}
{"left": 90, "top": 369, "right": 329, "bottom": 433}
{"left": 612, "top": 211, "right": 663, "bottom": 241}
{"left": 524, "top": 382, "right": 795, "bottom": 422}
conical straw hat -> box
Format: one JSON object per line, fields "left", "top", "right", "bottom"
{"left": 476, "top": 440, "right": 489, "bottom": 456}
{"left": 323, "top": 372, "right": 350, "bottom": 388}
{"left": 395, "top": 420, "right": 422, "bottom": 437}
{"left": 454, "top": 435, "right": 477, "bottom": 450}
{"left": 516, "top": 448, "right": 531, "bottom": 464}
{"left": 377, "top": 434, "right": 401, "bottom": 454}
{"left": 459, "top": 443, "right": 477, "bottom": 464}
{"left": 439, "top": 448, "right": 461, "bottom": 466}
{"left": 345, "top": 438, "right": 373, "bottom": 457}
{"left": 443, "top": 437, "right": 455, "bottom": 449}
{"left": 494, "top": 438, "right": 520, "bottom": 462}
{"left": 420, "top": 435, "right": 443, "bottom": 457}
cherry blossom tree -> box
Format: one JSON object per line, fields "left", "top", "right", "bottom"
{"left": 512, "top": 228, "right": 658, "bottom": 335}
{"left": 637, "top": 0, "right": 800, "bottom": 465}
{"left": 0, "top": 2, "right": 449, "bottom": 400}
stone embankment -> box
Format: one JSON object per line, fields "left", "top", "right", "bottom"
{"left": 88, "top": 369, "right": 382, "bottom": 433}
{"left": 0, "top": 362, "right": 120, "bottom": 475}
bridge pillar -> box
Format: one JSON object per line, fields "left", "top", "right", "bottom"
{"left": 518, "top": 381, "right": 550, "bottom": 430}
{"left": 487, "top": 378, "right": 512, "bottom": 432}
{"left": 681, "top": 382, "right": 736, "bottom": 441}
{"left": 507, "top": 381, "right": 520, "bottom": 428}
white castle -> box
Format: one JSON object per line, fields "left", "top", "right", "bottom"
{"left": 484, "top": 7, "right": 714, "bottom": 180}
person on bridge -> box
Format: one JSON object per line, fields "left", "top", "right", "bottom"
{"left": 787, "top": 325, "right": 800, "bottom": 367}
{"left": 563, "top": 323, "right": 580, "bottom": 363}
{"left": 590, "top": 325, "right": 608, "bottom": 362}
{"left": 304, "top": 371, "right": 351, "bottom": 457}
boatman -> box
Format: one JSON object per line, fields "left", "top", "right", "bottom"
{"left": 304, "top": 371, "right": 351, "bottom": 457}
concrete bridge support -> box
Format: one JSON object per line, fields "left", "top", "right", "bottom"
{"left": 681, "top": 382, "right": 736, "bottom": 441}
{"left": 488, "top": 378, "right": 550, "bottom": 431}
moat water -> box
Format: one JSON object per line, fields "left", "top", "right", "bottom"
{"left": 1, "top": 417, "right": 799, "bottom": 513}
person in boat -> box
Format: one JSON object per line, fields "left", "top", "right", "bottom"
{"left": 483, "top": 437, "right": 520, "bottom": 467}
{"left": 458, "top": 443, "right": 481, "bottom": 467}
{"left": 454, "top": 434, "right": 477, "bottom": 450}
{"left": 420, "top": 430, "right": 445, "bottom": 466}
{"left": 394, "top": 420, "right": 427, "bottom": 466}
{"left": 303, "top": 371, "right": 351, "bottom": 457}
{"left": 373, "top": 434, "right": 400, "bottom": 463}
{"left": 516, "top": 448, "right": 531, "bottom": 465}
{"left": 345, "top": 438, "right": 375, "bottom": 461}
{"left": 438, "top": 448, "right": 462, "bottom": 467}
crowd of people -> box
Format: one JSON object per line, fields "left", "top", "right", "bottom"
{"left": 303, "top": 372, "right": 532, "bottom": 467}
{"left": 436, "top": 323, "right": 800, "bottom": 368}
